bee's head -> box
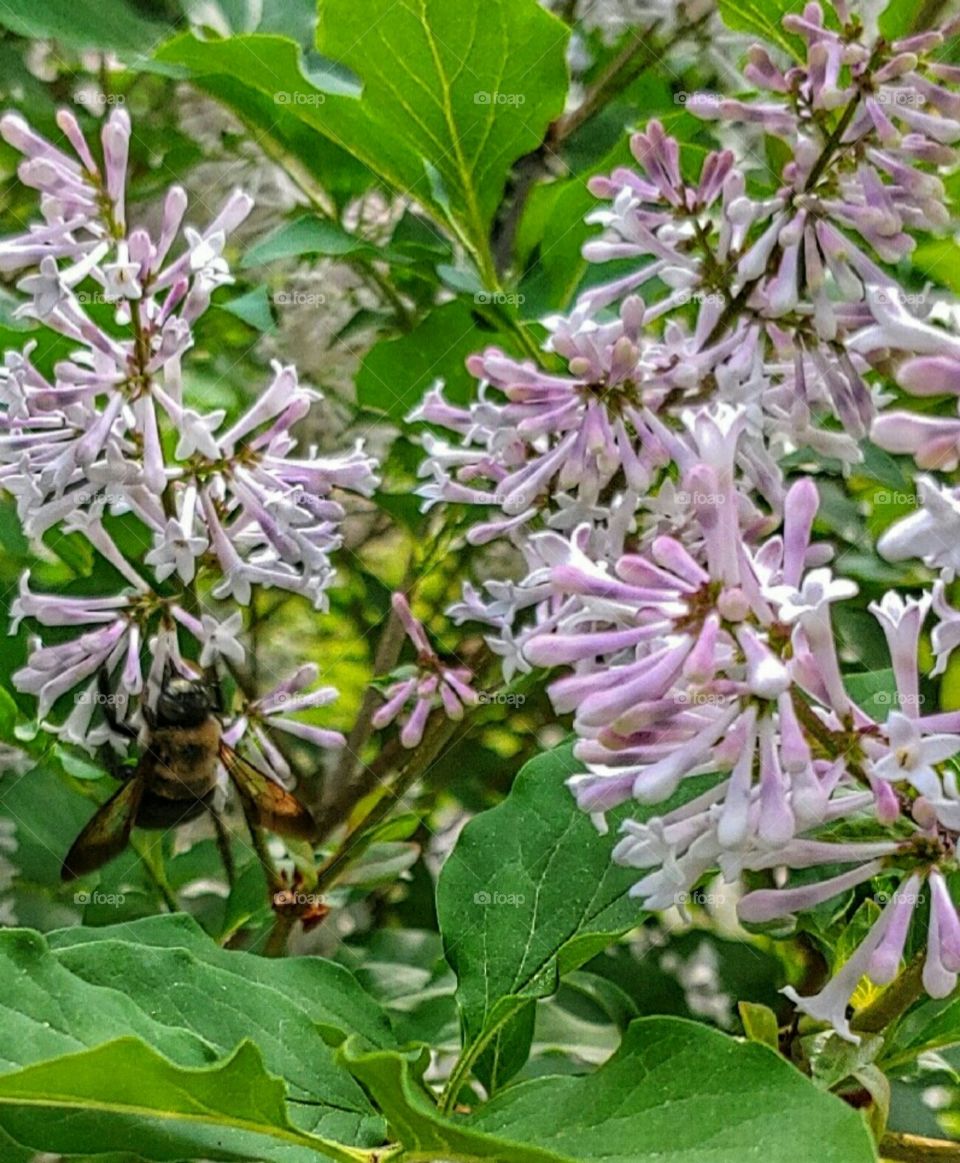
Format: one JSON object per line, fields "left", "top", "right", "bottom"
{"left": 155, "top": 675, "right": 214, "bottom": 728}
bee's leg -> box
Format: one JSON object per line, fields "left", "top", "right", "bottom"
{"left": 204, "top": 668, "right": 225, "bottom": 715}
{"left": 97, "top": 667, "right": 137, "bottom": 740}
{"left": 208, "top": 805, "right": 236, "bottom": 891}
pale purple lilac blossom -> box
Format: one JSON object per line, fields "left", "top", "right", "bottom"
{"left": 372, "top": 594, "right": 479, "bottom": 748}
{"left": 1, "top": 110, "right": 367, "bottom": 757}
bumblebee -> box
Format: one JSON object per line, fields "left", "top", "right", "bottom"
{"left": 62, "top": 665, "right": 316, "bottom": 884}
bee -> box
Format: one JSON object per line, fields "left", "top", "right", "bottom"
{"left": 61, "top": 665, "right": 316, "bottom": 887}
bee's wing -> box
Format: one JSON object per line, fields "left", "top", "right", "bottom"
{"left": 61, "top": 776, "right": 145, "bottom": 881}
{"left": 219, "top": 742, "right": 316, "bottom": 841}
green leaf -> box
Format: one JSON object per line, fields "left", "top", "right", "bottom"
{"left": 157, "top": 0, "right": 569, "bottom": 265}
{"left": 219, "top": 286, "right": 276, "bottom": 332}
{"left": 717, "top": 0, "right": 807, "bottom": 62}
{"left": 47, "top": 921, "right": 384, "bottom": 1143}
{"left": 884, "top": 988, "right": 960, "bottom": 1069}
{"left": 0, "top": 0, "right": 171, "bottom": 53}
{"left": 0, "top": 1038, "right": 368, "bottom": 1162}
{"left": 357, "top": 299, "right": 506, "bottom": 420}
{"left": 912, "top": 238, "right": 960, "bottom": 295}
{"left": 844, "top": 669, "right": 899, "bottom": 717}
{"left": 739, "top": 1001, "right": 781, "bottom": 1050}
{"left": 0, "top": 917, "right": 395, "bottom": 1149}
{"left": 342, "top": 1018, "right": 878, "bottom": 1162}
{"left": 49, "top": 912, "right": 397, "bottom": 1051}
{"left": 436, "top": 744, "right": 644, "bottom": 1088}
{"left": 241, "top": 215, "right": 399, "bottom": 267}
{"left": 879, "top": 0, "right": 916, "bottom": 39}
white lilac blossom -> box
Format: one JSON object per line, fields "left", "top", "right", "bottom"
{"left": 876, "top": 475, "right": 960, "bottom": 579}
{"left": 0, "top": 110, "right": 368, "bottom": 759}
{"left": 372, "top": 594, "right": 478, "bottom": 748}
{"left": 0, "top": 109, "right": 377, "bottom": 603}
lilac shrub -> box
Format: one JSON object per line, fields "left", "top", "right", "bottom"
{"left": 417, "top": 1, "right": 960, "bottom": 1041}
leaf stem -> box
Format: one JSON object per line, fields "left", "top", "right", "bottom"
{"left": 130, "top": 833, "right": 178, "bottom": 912}
{"left": 880, "top": 1132, "right": 960, "bottom": 1161}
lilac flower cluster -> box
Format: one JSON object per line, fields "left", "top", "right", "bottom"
{"left": 372, "top": 594, "right": 478, "bottom": 748}
{"left": 0, "top": 109, "right": 376, "bottom": 752}
{"left": 414, "top": 1, "right": 960, "bottom": 1039}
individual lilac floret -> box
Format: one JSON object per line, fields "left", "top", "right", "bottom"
{"left": 877, "top": 475, "right": 960, "bottom": 580}
{"left": 372, "top": 594, "right": 478, "bottom": 748}
{"left": 220, "top": 663, "right": 345, "bottom": 782}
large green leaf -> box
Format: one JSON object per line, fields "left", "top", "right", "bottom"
{"left": 156, "top": 0, "right": 569, "bottom": 268}
{"left": 0, "top": 928, "right": 210, "bottom": 1073}
{"left": 48, "top": 912, "right": 397, "bottom": 1140}
{"left": 436, "top": 744, "right": 643, "bottom": 1089}
{"left": 0, "top": 1038, "right": 370, "bottom": 1162}
{"left": 49, "top": 912, "right": 396, "bottom": 1050}
{"left": 357, "top": 300, "right": 509, "bottom": 420}
{"left": 0, "top": 919, "right": 395, "bottom": 1150}
{"left": 342, "top": 1017, "right": 878, "bottom": 1162}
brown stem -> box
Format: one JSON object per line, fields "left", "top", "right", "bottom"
{"left": 314, "top": 643, "right": 495, "bottom": 891}
{"left": 261, "top": 911, "right": 297, "bottom": 958}
{"left": 881, "top": 1132, "right": 960, "bottom": 1162}
{"left": 551, "top": 22, "right": 665, "bottom": 146}
{"left": 314, "top": 711, "right": 463, "bottom": 894}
